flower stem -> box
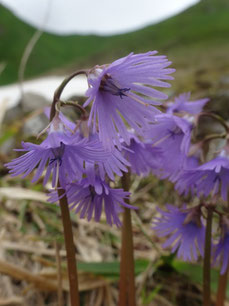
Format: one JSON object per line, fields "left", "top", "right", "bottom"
{"left": 50, "top": 70, "right": 87, "bottom": 121}
{"left": 58, "top": 184, "right": 80, "bottom": 306}
{"left": 59, "top": 100, "right": 88, "bottom": 120}
{"left": 119, "top": 172, "right": 136, "bottom": 306}
{"left": 203, "top": 206, "right": 213, "bottom": 306}
{"left": 216, "top": 265, "right": 229, "bottom": 306}
{"left": 199, "top": 112, "right": 229, "bottom": 133}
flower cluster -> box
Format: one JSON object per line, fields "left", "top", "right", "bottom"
{"left": 6, "top": 51, "right": 175, "bottom": 226}
{"left": 6, "top": 50, "right": 229, "bottom": 275}
{"left": 149, "top": 89, "right": 229, "bottom": 274}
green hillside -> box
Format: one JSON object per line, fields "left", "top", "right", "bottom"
{"left": 0, "top": 0, "right": 229, "bottom": 86}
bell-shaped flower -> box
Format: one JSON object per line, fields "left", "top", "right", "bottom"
{"left": 167, "top": 92, "right": 209, "bottom": 115}
{"left": 84, "top": 51, "right": 175, "bottom": 149}
{"left": 5, "top": 115, "right": 110, "bottom": 188}
{"left": 122, "top": 130, "right": 162, "bottom": 176}
{"left": 176, "top": 156, "right": 229, "bottom": 201}
{"left": 153, "top": 204, "right": 205, "bottom": 261}
{"left": 48, "top": 176, "right": 137, "bottom": 227}
{"left": 145, "top": 114, "right": 192, "bottom": 181}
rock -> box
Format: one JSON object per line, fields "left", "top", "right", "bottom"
{"left": 4, "top": 92, "right": 49, "bottom": 123}
{"left": 23, "top": 113, "right": 48, "bottom": 137}
{"left": 4, "top": 104, "right": 23, "bottom": 123}
{"left": 21, "top": 92, "right": 49, "bottom": 113}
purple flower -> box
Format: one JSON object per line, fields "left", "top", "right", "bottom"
{"left": 145, "top": 114, "right": 192, "bottom": 181}
{"left": 167, "top": 92, "right": 209, "bottom": 115}
{"left": 153, "top": 205, "right": 205, "bottom": 261}
{"left": 5, "top": 117, "right": 110, "bottom": 188}
{"left": 122, "top": 131, "right": 162, "bottom": 176}
{"left": 48, "top": 177, "right": 137, "bottom": 227}
{"left": 84, "top": 52, "right": 175, "bottom": 149}
{"left": 176, "top": 156, "right": 229, "bottom": 201}
{"left": 214, "top": 218, "right": 229, "bottom": 274}
{"left": 78, "top": 131, "right": 130, "bottom": 182}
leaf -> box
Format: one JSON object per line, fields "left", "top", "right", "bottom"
{"left": 172, "top": 260, "right": 229, "bottom": 296}
{"left": 77, "top": 259, "right": 149, "bottom": 278}
{"left": 142, "top": 285, "right": 162, "bottom": 305}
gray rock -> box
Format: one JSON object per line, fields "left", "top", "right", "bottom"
{"left": 4, "top": 92, "right": 50, "bottom": 123}
{"left": 21, "top": 92, "right": 49, "bottom": 113}
{"left": 23, "top": 113, "right": 48, "bottom": 137}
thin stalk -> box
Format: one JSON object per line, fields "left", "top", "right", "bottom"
{"left": 119, "top": 172, "right": 136, "bottom": 306}
{"left": 59, "top": 100, "right": 88, "bottom": 120}
{"left": 199, "top": 112, "right": 229, "bottom": 133}
{"left": 58, "top": 184, "right": 80, "bottom": 306}
{"left": 216, "top": 265, "right": 229, "bottom": 306}
{"left": 50, "top": 70, "right": 87, "bottom": 121}
{"left": 203, "top": 206, "right": 213, "bottom": 306}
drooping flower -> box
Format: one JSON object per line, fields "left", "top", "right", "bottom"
{"left": 84, "top": 51, "right": 175, "bottom": 149}
{"left": 145, "top": 114, "right": 192, "bottom": 181}
{"left": 71, "top": 129, "right": 130, "bottom": 183}
{"left": 153, "top": 204, "right": 205, "bottom": 261}
{"left": 45, "top": 109, "right": 131, "bottom": 183}
{"left": 176, "top": 156, "right": 229, "bottom": 201}
{"left": 214, "top": 217, "right": 229, "bottom": 274}
{"left": 167, "top": 92, "right": 209, "bottom": 115}
{"left": 122, "top": 130, "right": 162, "bottom": 176}
{"left": 5, "top": 115, "right": 110, "bottom": 188}
{"left": 48, "top": 177, "right": 137, "bottom": 227}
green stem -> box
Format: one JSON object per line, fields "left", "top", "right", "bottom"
{"left": 58, "top": 184, "right": 80, "bottom": 306}
{"left": 203, "top": 206, "right": 213, "bottom": 306}
{"left": 119, "top": 172, "right": 136, "bottom": 306}
{"left": 216, "top": 265, "right": 229, "bottom": 306}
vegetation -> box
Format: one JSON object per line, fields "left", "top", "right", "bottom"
{"left": 0, "top": 0, "right": 229, "bottom": 85}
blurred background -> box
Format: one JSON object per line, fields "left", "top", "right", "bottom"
{"left": 0, "top": 0, "right": 229, "bottom": 305}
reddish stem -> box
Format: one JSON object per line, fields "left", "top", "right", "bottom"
{"left": 119, "top": 172, "right": 136, "bottom": 306}
{"left": 50, "top": 70, "right": 87, "bottom": 121}
{"left": 203, "top": 206, "right": 213, "bottom": 306}
{"left": 216, "top": 265, "right": 229, "bottom": 306}
{"left": 58, "top": 184, "right": 80, "bottom": 306}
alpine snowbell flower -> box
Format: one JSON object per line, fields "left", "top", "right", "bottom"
{"left": 167, "top": 92, "right": 209, "bottom": 115}
{"left": 80, "top": 131, "right": 130, "bottom": 182}
{"left": 145, "top": 114, "right": 192, "bottom": 181}
{"left": 153, "top": 205, "right": 205, "bottom": 261}
{"left": 176, "top": 156, "right": 229, "bottom": 201}
{"left": 122, "top": 130, "right": 162, "bottom": 176}
{"left": 5, "top": 116, "right": 110, "bottom": 188}
{"left": 84, "top": 51, "right": 175, "bottom": 149}
{"left": 49, "top": 177, "right": 137, "bottom": 227}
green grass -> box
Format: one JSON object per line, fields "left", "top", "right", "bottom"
{"left": 0, "top": 0, "right": 229, "bottom": 85}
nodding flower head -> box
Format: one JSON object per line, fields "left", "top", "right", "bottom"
{"left": 176, "top": 156, "right": 229, "bottom": 201}
{"left": 121, "top": 130, "right": 162, "bottom": 176}
{"left": 167, "top": 92, "right": 209, "bottom": 115}
{"left": 153, "top": 204, "right": 205, "bottom": 261}
{"left": 145, "top": 114, "right": 192, "bottom": 181}
{"left": 84, "top": 52, "right": 175, "bottom": 149}
{"left": 48, "top": 177, "right": 137, "bottom": 227}
{"left": 99, "top": 73, "right": 130, "bottom": 98}
{"left": 5, "top": 118, "right": 115, "bottom": 188}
